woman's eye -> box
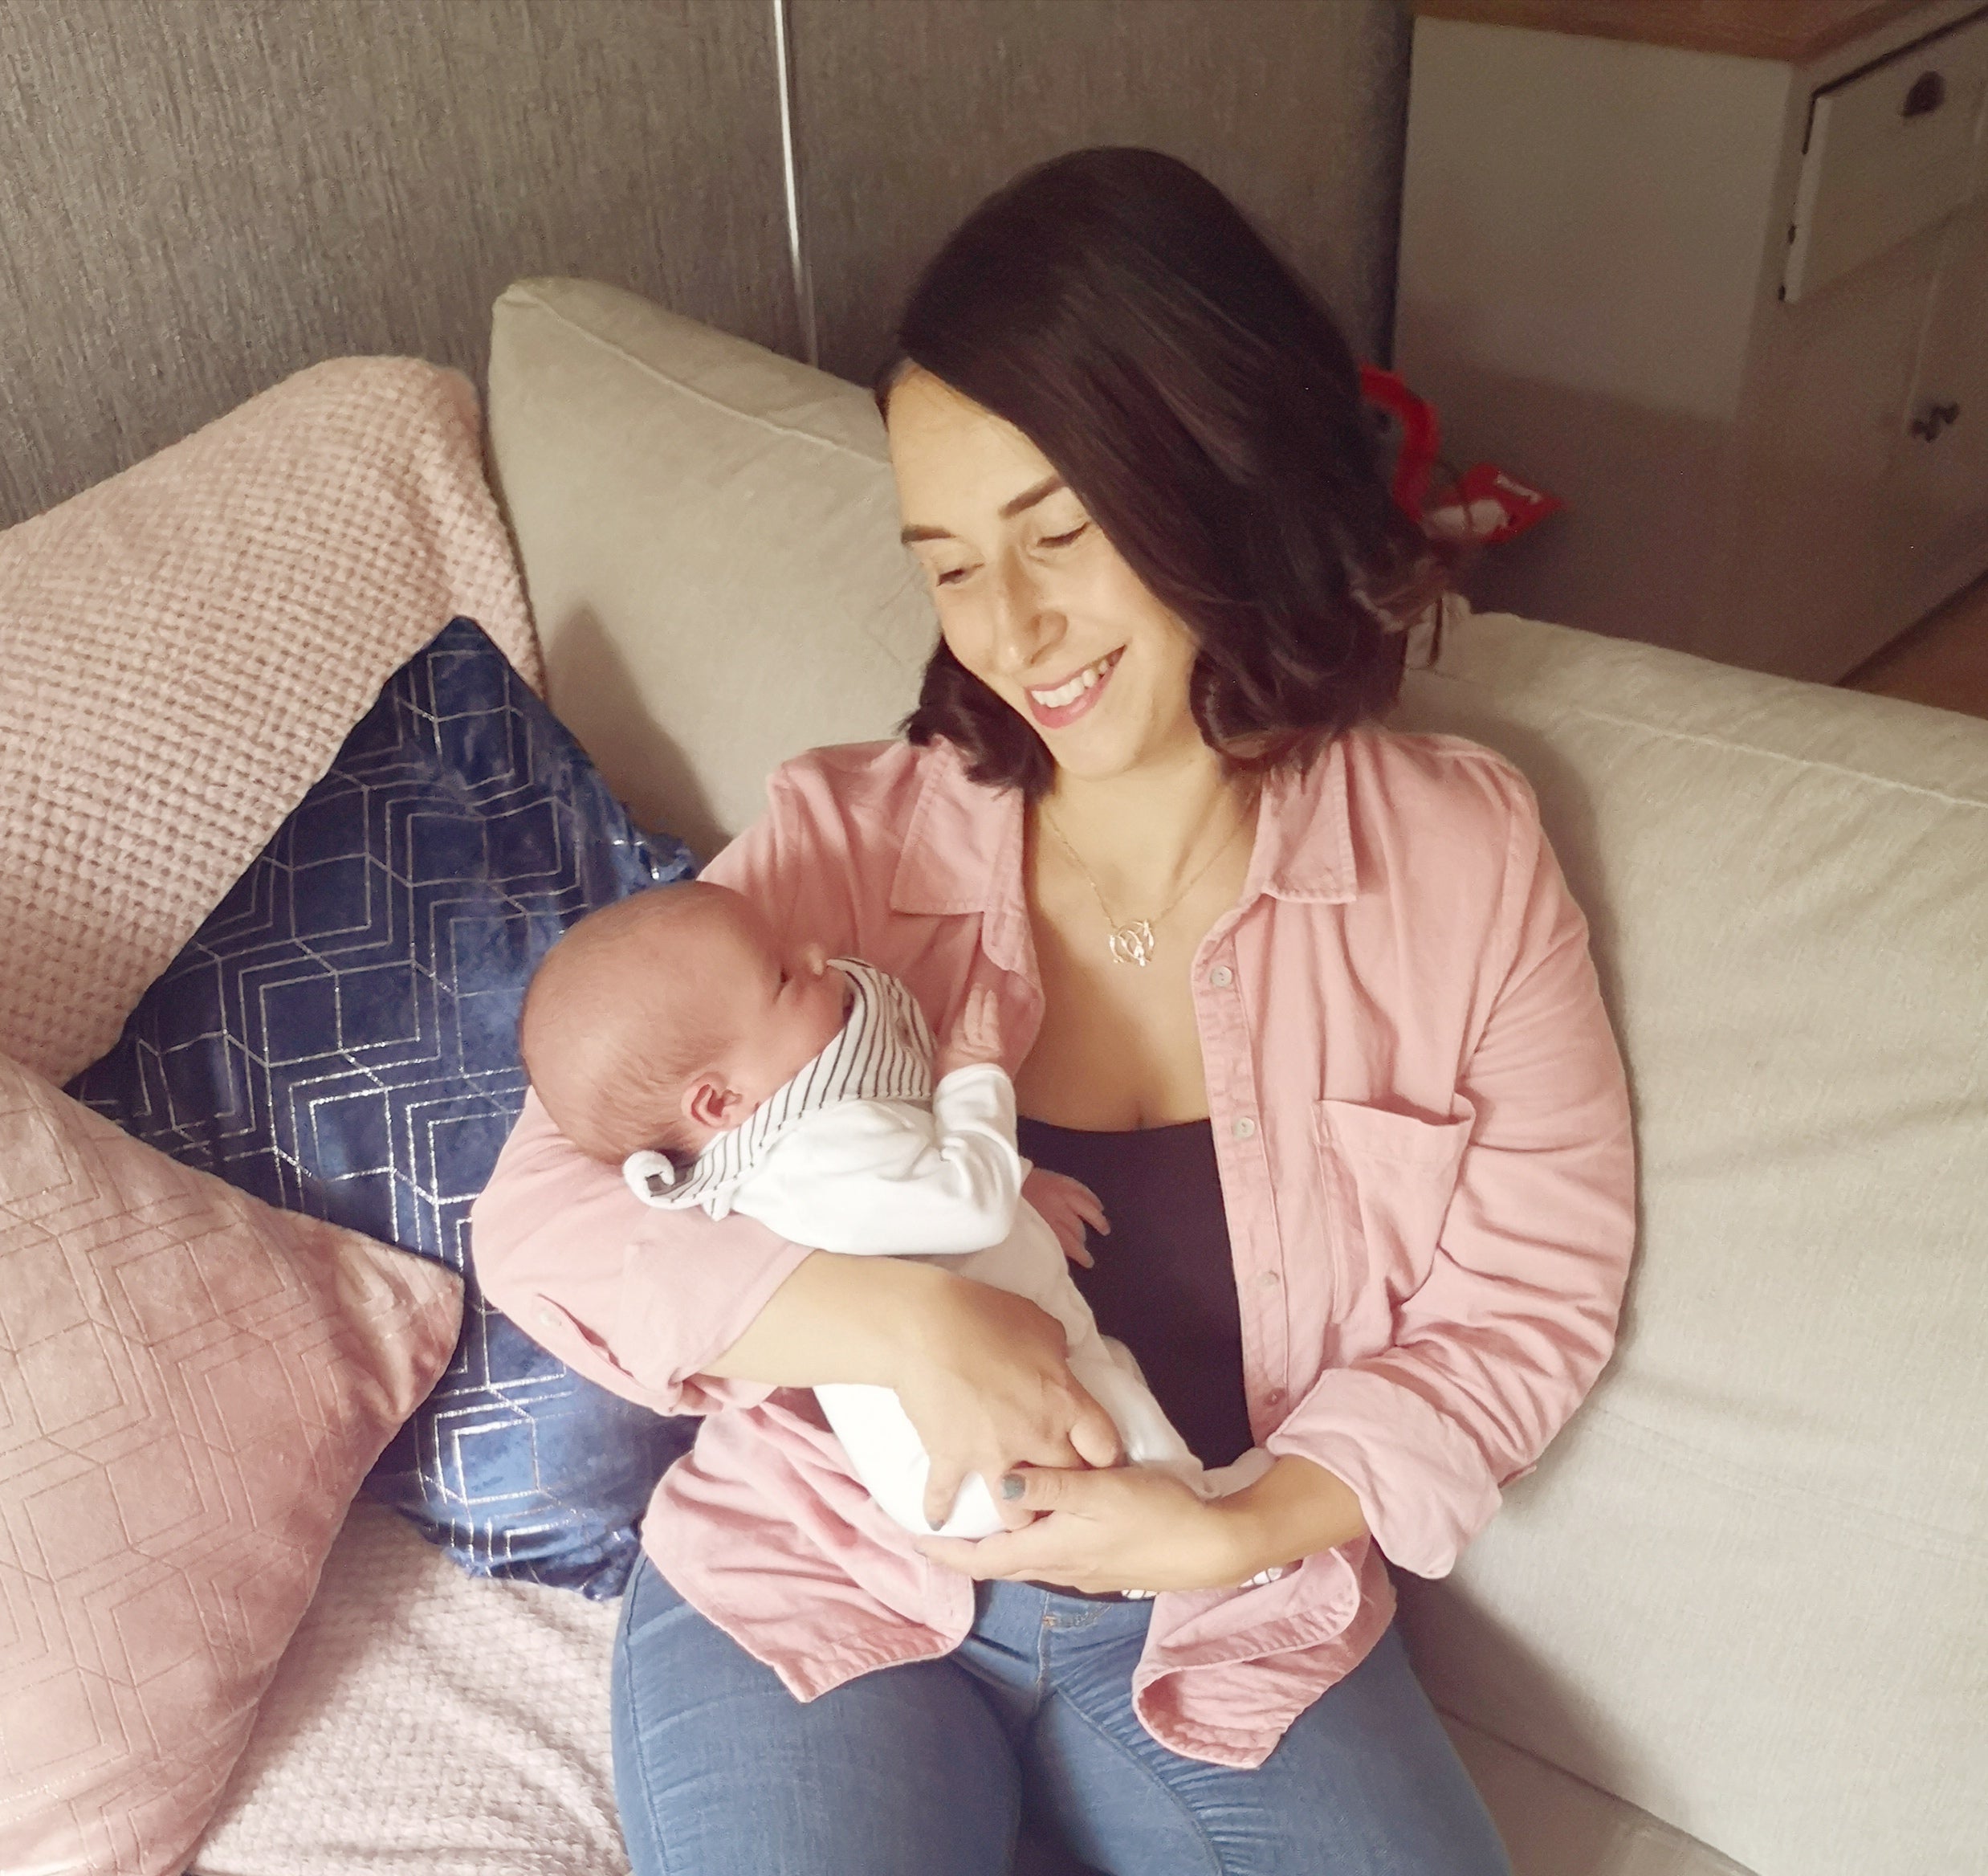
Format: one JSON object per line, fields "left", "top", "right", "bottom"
{"left": 934, "top": 565, "right": 972, "bottom": 587}
{"left": 1040, "top": 524, "right": 1088, "bottom": 550}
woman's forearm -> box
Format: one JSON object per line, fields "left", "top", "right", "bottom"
{"left": 699, "top": 1250, "right": 955, "bottom": 1387}
{"left": 702, "top": 1250, "right": 1124, "bottom": 1510}
{"left": 1214, "top": 1454, "right": 1369, "bottom": 1576}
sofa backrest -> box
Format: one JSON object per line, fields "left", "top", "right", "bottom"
{"left": 484, "top": 278, "right": 1988, "bottom": 1876}
{"left": 487, "top": 278, "right": 931, "bottom": 860}
{"left": 1390, "top": 613, "right": 1986, "bottom": 1876}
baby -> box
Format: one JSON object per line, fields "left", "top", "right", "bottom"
{"left": 518, "top": 880, "right": 1269, "bottom": 1540}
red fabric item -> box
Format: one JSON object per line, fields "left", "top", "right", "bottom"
{"left": 1359, "top": 365, "right": 1440, "bottom": 519}
{"left": 1359, "top": 365, "right": 1562, "bottom": 545}
{"left": 1426, "top": 462, "right": 1565, "bottom": 546}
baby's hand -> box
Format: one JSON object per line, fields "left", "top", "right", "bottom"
{"left": 1023, "top": 1168, "right": 1109, "bottom": 1270}
{"left": 935, "top": 984, "right": 1004, "bottom": 1081}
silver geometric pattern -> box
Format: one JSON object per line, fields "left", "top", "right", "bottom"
{"left": 71, "top": 619, "right": 697, "bottom": 1597}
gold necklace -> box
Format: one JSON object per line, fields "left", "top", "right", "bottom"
{"left": 1038, "top": 793, "right": 1254, "bottom": 967}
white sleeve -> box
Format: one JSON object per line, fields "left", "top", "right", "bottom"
{"left": 730, "top": 1066, "right": 1022, "bottom": 1255}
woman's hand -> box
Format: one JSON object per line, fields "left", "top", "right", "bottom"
{"left": 1021, "top": 1167, "right": 1107, "bottom": 1268}
{"left": 917, "top": 1454, "right": 1370, "bottom": 1593}
{"left": 897, "top": 1278, "right": 1124, "bottom": 1530}
{"left": 915, "top": 1464, "right": 1256, "bottom": 1593}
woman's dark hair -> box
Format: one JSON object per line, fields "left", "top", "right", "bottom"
{"left": 878, "top": 146, "right": 1448, "bottom": 798}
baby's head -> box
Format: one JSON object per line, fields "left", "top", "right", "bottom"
{"left": 519, "top": 882, "right": 848, "bottom": 1164}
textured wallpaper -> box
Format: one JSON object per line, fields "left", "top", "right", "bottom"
{"left": 1, "top": 0, "right": 1410, "bottom": 530}
{"left": 788, "top": 0, "right": 1412, "bottom": 383}
{"left": 0, "top": 0, "right": 797, "bottom": 528}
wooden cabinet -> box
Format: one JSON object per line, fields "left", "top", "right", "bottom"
{"left": 1397, "top": 0, "right": 1988, "bottom": 679}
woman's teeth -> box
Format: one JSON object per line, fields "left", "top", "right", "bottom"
{"left": 1030, "top": 652, "right": 1117, "bottom": 709}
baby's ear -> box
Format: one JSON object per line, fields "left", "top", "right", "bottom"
{"left": 681, "top": 1075, "right": 738, "bottom": 1133}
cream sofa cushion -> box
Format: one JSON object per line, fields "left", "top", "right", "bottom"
{"left": 1391, "top": 617, "right": 1987, "bottom": 1876}
{"left": 481, "top": 279, "right": 1986, "bottom": 1876}
{"left": 486, "top": 277, "right": 935, "bottom": 859}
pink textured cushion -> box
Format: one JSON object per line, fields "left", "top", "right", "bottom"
{"left": 0, "top": 1050, "right": 462, "bottom": 1876}
{"left": 0, "top": 357, "right": 539, "bottom": 1085}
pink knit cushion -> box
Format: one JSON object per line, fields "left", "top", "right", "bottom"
{"left": 0, "top": 1050, "right": 462, "bottom": 1876}
{"left": 0, "top": 357, "right": 539, "bottom": 1086}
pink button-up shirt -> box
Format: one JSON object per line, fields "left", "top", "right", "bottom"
{"left": 471, "top": 728, "right": 1635, "bottom": 1768}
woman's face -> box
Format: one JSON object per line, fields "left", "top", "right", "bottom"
{"left": 886, "top": 367, "right": 1204, "bottom": 786}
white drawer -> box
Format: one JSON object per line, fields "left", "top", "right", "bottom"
{"left": 1785, "top": 6, "right": 1988, "bottom": 303}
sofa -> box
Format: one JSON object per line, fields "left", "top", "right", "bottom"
{"left": 2, "top": 276, "right": 1982, "bottom": 1876}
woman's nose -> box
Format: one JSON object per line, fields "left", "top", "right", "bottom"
{"left": 988, "top": 556, "right": 1061, "bottom": 674}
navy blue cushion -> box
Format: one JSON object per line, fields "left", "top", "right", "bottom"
{"left": 70, "top": 618, "right": 699, "bottom": 1597}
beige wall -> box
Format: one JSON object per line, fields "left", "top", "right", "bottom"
{"left": 1, "top": 0, "right": 1409, "bottom": 530}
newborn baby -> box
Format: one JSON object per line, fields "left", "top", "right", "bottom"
{"left": 517, "top": 881, "right": 1270, "bottom": 1540}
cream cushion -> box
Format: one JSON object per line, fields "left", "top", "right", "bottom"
{"left": 1391, "top": 616, "right": 1988, "bottom": 1876}
{"left": 487, "top": 277, "right": 933, "bottom": 859}
{"left": 479, "top": 279, "right": 1986, "bottom": 1876}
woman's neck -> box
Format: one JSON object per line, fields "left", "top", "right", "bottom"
{"left": 1037, "top": 745, "right": 1256, "bottom": 907}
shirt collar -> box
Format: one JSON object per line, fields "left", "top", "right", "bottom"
{"left": 1245, "top": 740, "right": 1359, "bottom": 905}
{"left": 887, "top": 734, "right": 1359, "bottom": 937}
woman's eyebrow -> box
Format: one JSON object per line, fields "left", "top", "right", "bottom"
{"left": 899, "top": 475, "right": 1066, "bottom": 544}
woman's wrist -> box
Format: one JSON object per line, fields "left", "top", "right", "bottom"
{"left": 1208, "top": 1455, "right": 1369, "bottom": 1579}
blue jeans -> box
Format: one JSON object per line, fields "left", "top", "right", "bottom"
{"left": 610, "top": 1555, "right": 1513, "bottom": 1875}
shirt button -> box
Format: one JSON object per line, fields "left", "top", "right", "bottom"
{"left": 537, "top": 1305, "right": 561, "bottom": 1332}
{"left": 1265, "top": 1388, "right": 1285, "bottom": 1406}
{"left": 1233, "top": 1115, "right": 1257, "bottom": 1140}
{"left": 1209, "top": 965, "right": 1234, "bottom": 989}
{"left": 1258, "top": 1270, "right": 1281, "bottom": 1289}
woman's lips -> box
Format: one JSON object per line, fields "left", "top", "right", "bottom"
{"left": 1025, "top": 648, "right": 1122, "bottom": 729}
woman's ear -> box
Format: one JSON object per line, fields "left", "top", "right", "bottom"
{"left": 681, "top": 1075, "right": 741, "bottom": 1133}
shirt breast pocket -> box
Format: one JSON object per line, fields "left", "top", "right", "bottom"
{"left": 1313, "top": 1098, "right": 1474, "bottom": 1311}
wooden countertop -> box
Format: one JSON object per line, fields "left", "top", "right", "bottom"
{"left": 1409, "top": 0, "right": 1950, "bottom": 64}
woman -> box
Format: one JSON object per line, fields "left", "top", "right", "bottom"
{"left": 473, "top": 148, "right": 1635, "bottom": 1874}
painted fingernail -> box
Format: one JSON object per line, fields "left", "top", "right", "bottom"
{"left": 999, "top": 1474, "right": 1026, "bottom": 1501}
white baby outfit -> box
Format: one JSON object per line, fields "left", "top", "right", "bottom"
{"left": 625, "top": 959, "right": 1272, "bottom": 1542}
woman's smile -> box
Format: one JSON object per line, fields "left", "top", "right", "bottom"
{"left": 1025, "top": 647, "right": 1122, "bottom": 728}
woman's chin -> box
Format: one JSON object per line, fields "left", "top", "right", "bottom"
{"left": 1037, "top": 724, "right": 1139, "bottom": 784}
{"left": 1038, "top": 713, "right": 1205, "bottom": 787}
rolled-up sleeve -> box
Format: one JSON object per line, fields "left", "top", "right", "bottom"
{"left": 471, "top": 1091, "right": 811, "bottom": 1416}
{"left": 471, "top": 765, "right": 860, "bottom": 1417}
{"left": 1267, "top": 772, "right": 1636, "bottom": 1579}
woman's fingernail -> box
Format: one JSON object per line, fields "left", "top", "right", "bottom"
{"left": 999, "top": 1474, "right": 1026, "bottom": 1501}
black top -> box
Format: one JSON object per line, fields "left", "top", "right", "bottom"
{"left": 1016, "top": 1115, "right": 1253, "bottom": 1470}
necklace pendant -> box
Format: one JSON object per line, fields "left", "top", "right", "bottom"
{"left": 1108, "top": 920, "right": 1156, "bottom": 967}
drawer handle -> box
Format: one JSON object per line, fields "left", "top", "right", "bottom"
{"left": 1910, "top": 402, "right": 1962, "bottom": 441}
{"left": 1902, "top": 71, "right": 1946, "bottom": 117}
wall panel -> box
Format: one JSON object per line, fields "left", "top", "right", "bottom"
{"left": 788, "top": 0, "right": 1412, "bottom": 384}
{"left": 0, "top": 0, "right": 794, "bottom": 528}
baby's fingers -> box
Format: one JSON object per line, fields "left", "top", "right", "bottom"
{"left": 1069, "top": 1185, "right": 1110, "bottom": 1237}
{"left": 961, "top": 984, "right": 1001, "bottom": 1054}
